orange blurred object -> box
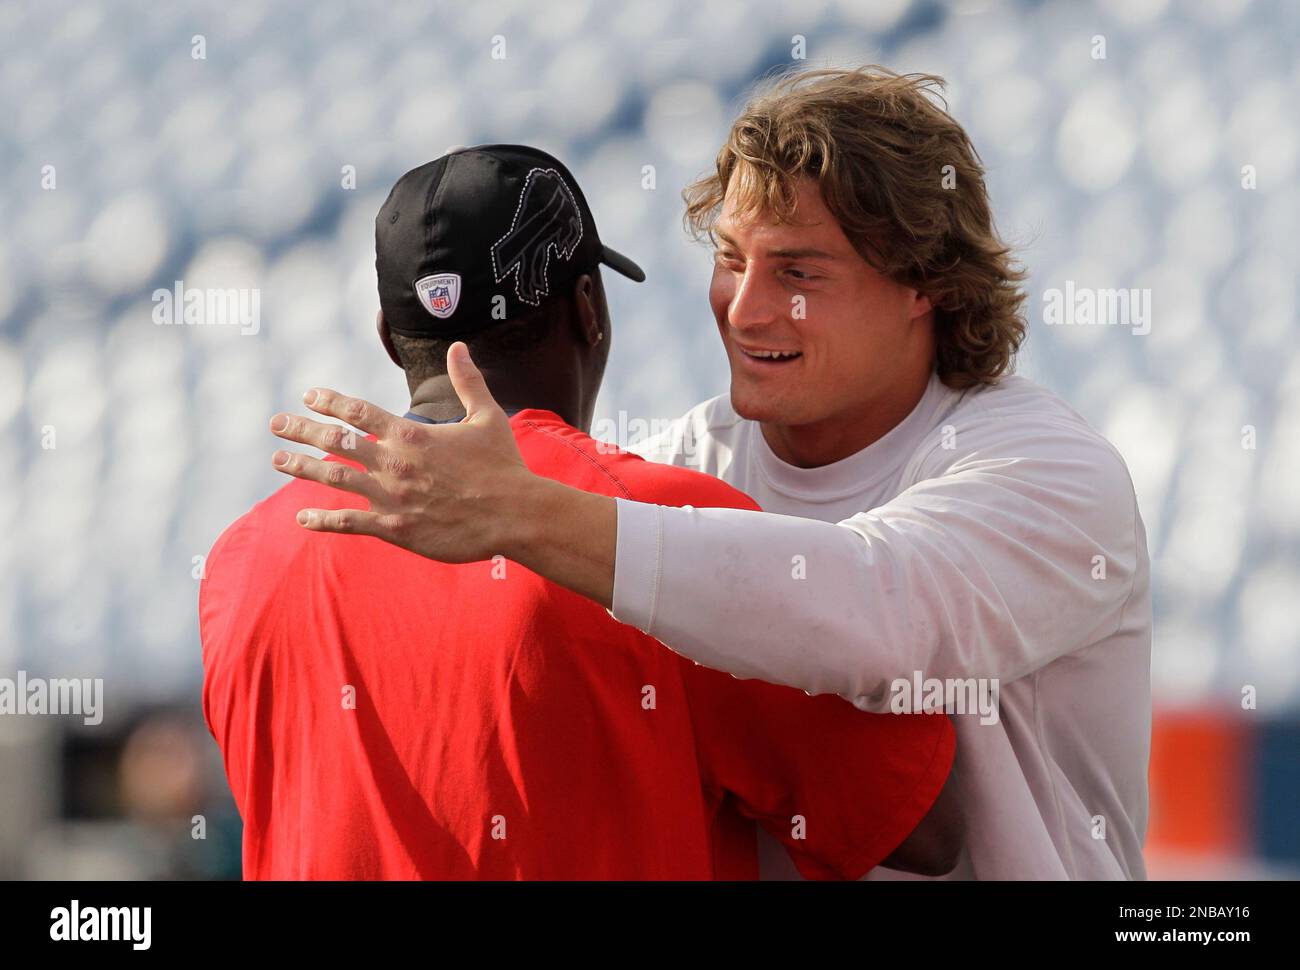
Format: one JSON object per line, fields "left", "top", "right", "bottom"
{"left": 1146, "top": 708, "right": 1251, "bottom": 857}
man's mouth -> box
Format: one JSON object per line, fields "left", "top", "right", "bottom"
{"left": 737, "top": 346, "right": 803, "bottom": 363}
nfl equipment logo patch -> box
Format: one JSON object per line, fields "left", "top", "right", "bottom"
{"left": 415, "top": 273, "right": 461, "bottom": 319}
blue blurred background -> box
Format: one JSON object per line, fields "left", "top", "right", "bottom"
{"left": 0, "top": 0, "right": 1296, "bottom": 878}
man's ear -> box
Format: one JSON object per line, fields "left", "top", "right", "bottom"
{"left": 377, "top": 309, "right": 403, "bottom": 367}
{"left": 571, "top": 274, "right": 603, "bottom": 347}
{"left": 910, "top": 290, "right": 934, "bottom": 321}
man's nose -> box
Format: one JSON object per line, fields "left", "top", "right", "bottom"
{"left": 727, "top": 266, "right": 784, "bottom": 332}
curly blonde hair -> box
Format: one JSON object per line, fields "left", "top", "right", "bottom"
{"left": 683, "top": 65, "right": 1027, "bottom": 389}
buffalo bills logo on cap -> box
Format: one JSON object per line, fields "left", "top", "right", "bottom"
{"left": 414, "top": 273, "right": 461, "bottom": 319}
{"left": 490, "top": 168, "right": 583, "bottom": 306}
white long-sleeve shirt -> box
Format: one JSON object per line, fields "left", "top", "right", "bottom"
{"left": 614, "top": 371, "right": 1152, "bottom": 879}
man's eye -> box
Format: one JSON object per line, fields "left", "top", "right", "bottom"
{"left": 785, "top": 269, "right": 818, "bottom": 281}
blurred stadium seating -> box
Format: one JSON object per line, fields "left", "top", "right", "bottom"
{"left": 0, "top": 0, "right": 1296, "bottom": 878}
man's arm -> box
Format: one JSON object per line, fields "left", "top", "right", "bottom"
{"left": 603, "top": 425, "right": 1142, "bottom": 702}
{"left": 880, "top": 764, "right": 964, "bottom": 876}
{"left": 270, "top": 343, "right": 1141, "bottom": 704}
{"left": 679, "top": 653, "right": 958, "bottom": 880}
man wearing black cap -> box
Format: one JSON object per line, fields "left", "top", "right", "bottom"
{"left": 200, "top": 145, "right": 957, "bottom": 880}
{"left": 371, "top": 146, "right": 643, "bottom": 431}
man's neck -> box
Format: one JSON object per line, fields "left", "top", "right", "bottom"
{"left": 407, "top": 372, "right": 585, "bottom": 431}
{"left": 759, "top": 369, "right": 932, "bottom": 469}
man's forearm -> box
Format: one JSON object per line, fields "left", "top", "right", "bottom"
{"left": 608, "top": 498, "right": 892, "bottom": 698}
{"left": 509, "top": 475, "right": 618, "bottom": 608}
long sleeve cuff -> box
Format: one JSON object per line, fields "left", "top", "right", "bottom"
{"left": 609, "top": 497, "right": 664, "bottom": 634}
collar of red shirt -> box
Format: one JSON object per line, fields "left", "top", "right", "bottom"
{"left": 402, "top": 409, "right": 524, "bottom": 425}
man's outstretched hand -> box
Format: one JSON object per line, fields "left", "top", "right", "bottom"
{"left": 270, "top": 341, "right": 530, "bottom": 563}
{"left": 268, "top": 341, "right": 617, "bottom": 605}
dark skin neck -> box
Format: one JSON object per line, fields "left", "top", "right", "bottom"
{"left": 405, "top": 354, "right": 598, "bottom": 433}
{"left": 379, "top": 271, "right": 611, "bottom": 434}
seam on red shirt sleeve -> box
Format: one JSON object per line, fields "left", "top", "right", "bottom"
{"left": 518, "top": 418, "right": 636, "bottom": 498}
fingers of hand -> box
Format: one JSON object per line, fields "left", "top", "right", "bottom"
{"left": 301, "top": 388, "right": 396, "bottom": 438}
{"left": 295, "top": 507, "right": 401, "bottom": 543}
{"left": 271, "top": 451, "right": 380, "bottom": 503}
{"left": 270, "top": 413, "right": 377, "bottom": 464}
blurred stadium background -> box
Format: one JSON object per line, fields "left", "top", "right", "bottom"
{"left": 0, "top": 0, "right": 1296, "bottom": 879}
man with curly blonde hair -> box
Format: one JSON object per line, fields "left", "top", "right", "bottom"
{"left": 270, "top": 66, "right": 1152, "bottom": 880}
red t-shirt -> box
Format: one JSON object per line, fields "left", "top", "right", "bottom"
{"left": 200, "top": 409, "right": 954, "bottom": 880}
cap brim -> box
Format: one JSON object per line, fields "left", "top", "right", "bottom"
{"left": 600, "top": 245, "right": 646, "bottom": 283}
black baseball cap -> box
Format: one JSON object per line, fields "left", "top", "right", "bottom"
{"left": 376, "top": 144, "right": 645, "bottom": 338}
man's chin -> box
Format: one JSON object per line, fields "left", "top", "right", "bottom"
{"left": 729, "top": 384, "right": 789, "bottom": 424}
{"left": 730, "top": 381, "right": 831, "bottom": 428}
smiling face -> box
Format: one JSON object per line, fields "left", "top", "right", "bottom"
{"left": 708, "top": 175, "right": 936, "bottom": 465}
